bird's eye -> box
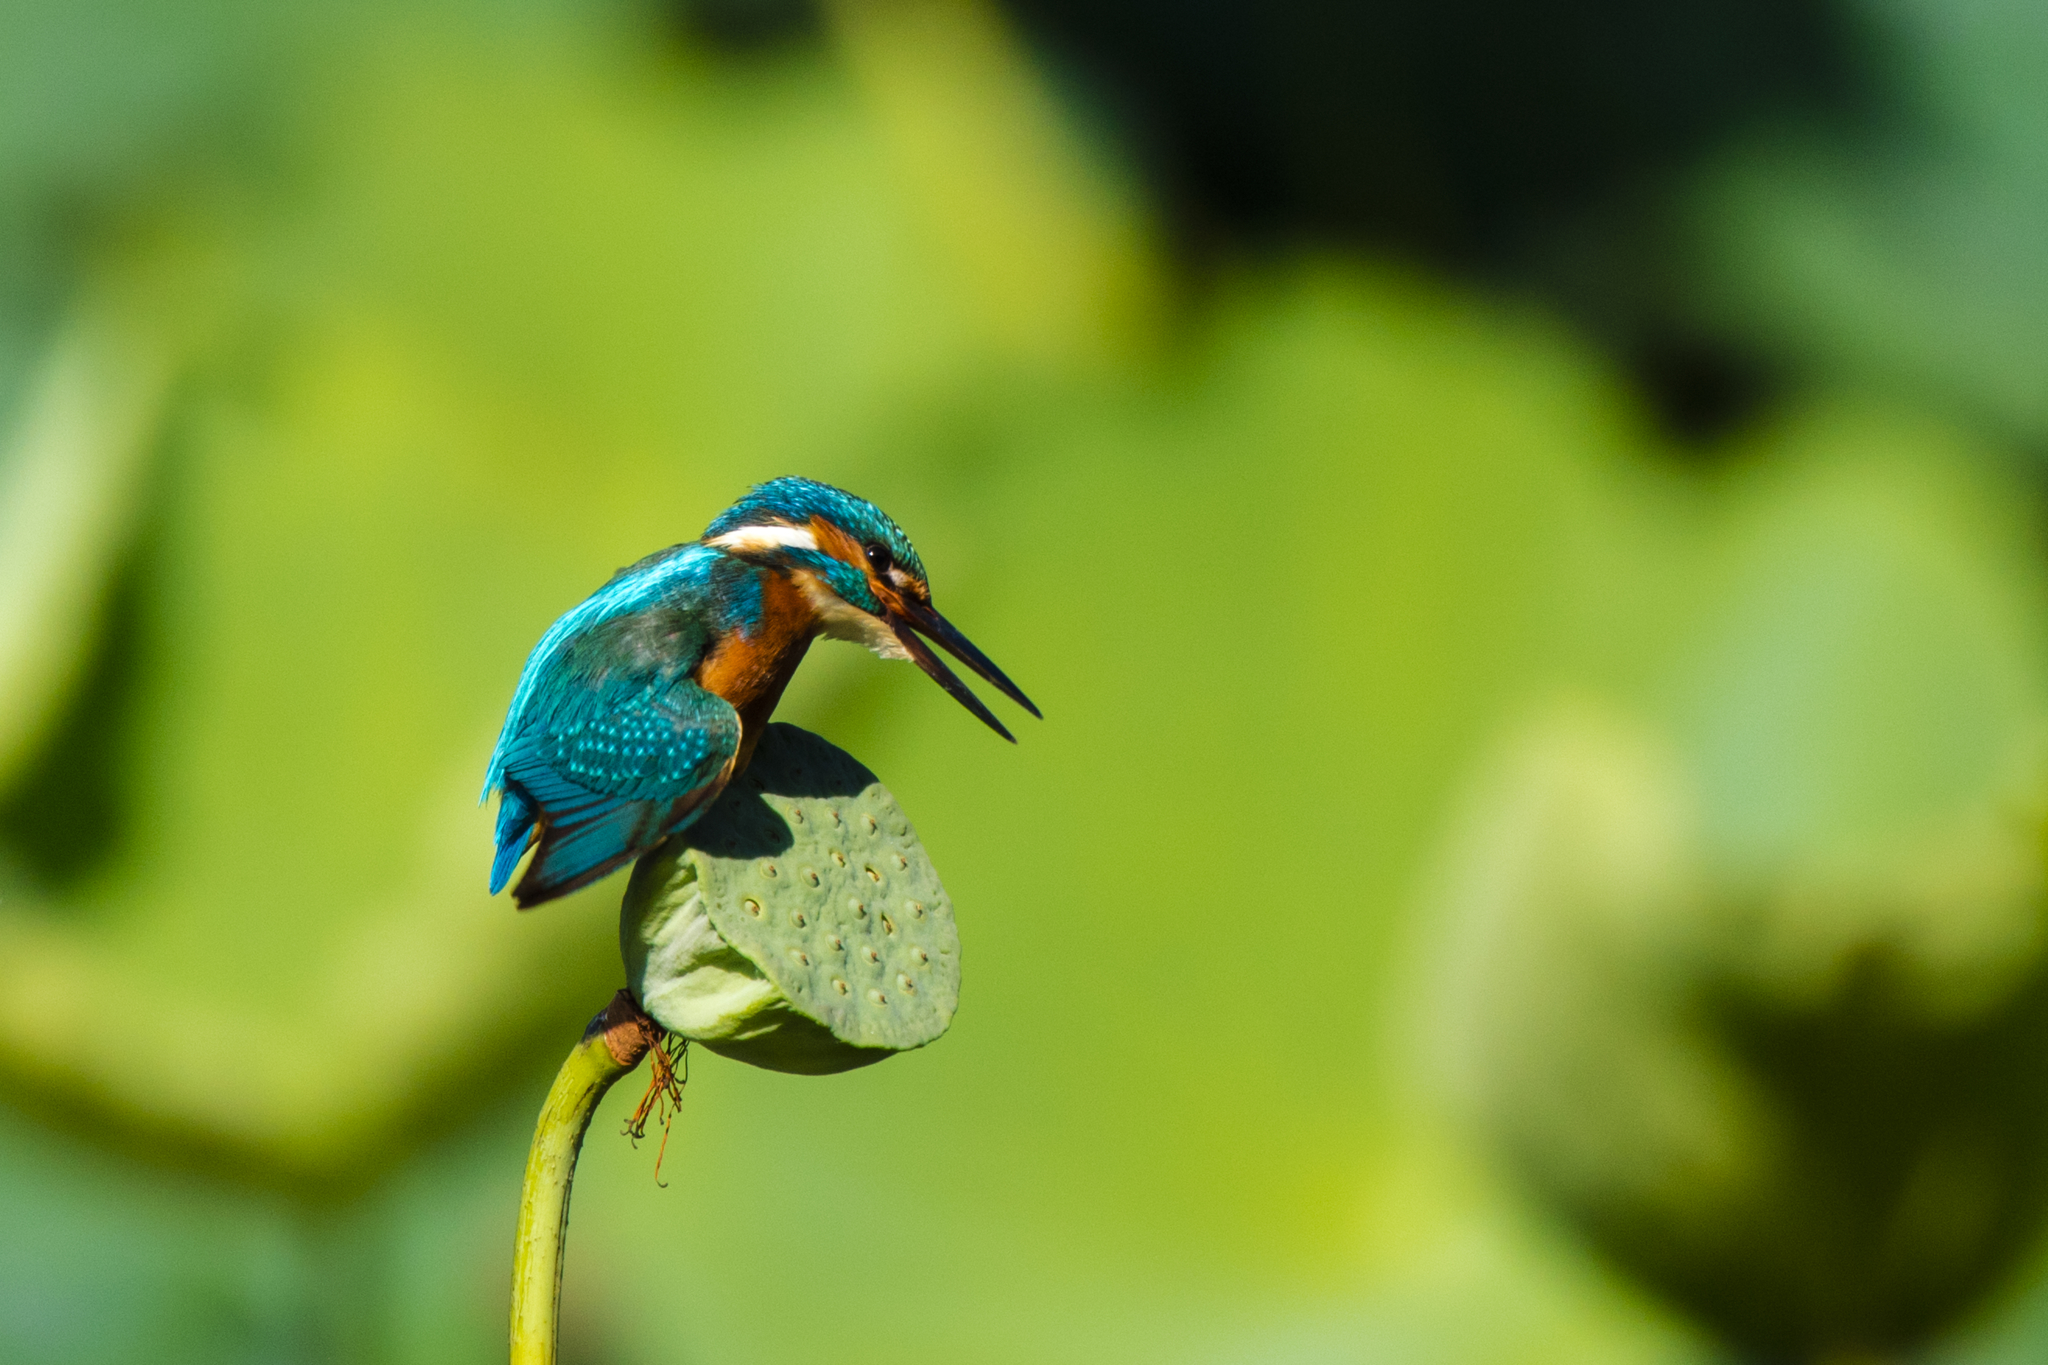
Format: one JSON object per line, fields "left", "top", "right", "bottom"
{"left": 864, "top": 542, "right": 892, "bottom": 572}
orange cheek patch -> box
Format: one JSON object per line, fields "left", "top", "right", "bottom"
{"left": 809, "top": 514, "right": 897, "bottom": 609}
{"left": 809, "top": 515, "right": 865, "bottom": 565}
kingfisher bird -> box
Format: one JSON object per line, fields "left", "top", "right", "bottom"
{"left": 482, "top": 476, "right": 1037, "bottom": 908}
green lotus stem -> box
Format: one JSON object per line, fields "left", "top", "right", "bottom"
{"left": 512, "top": 726, "right": 956, "bottom": 1361}
{"left": 510, "top": 991, "right": 657, "bottom": 1365}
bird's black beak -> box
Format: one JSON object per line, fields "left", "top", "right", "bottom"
{"left": 890, "top": 598, "right": 1040, "bottom": 743}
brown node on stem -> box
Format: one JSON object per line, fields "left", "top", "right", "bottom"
{"left": 585, "top": 989, "right": 662, "bottom": 1067}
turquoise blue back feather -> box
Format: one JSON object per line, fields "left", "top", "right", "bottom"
{"left": 484, "top": 543, "right": 744, "bottom": 906}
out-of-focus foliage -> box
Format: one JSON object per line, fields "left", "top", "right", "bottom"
{"left": 1433, "top": 429, "right": 2048, "bottom": 1359}
{"left": 1685, "top": 0, "right": 2048, "bottom": 443}
{"left": 4, "top": 2, "right": 2048, "bottom": 1365}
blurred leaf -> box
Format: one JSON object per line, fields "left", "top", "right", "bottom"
{"left": 1433, "top": 406, "right": 2048, "bottom": 1359}
{"left": 1684, "top": 0, "right": 2048, "bottom": 441}
{"left": 826, "top": 0, "right": 1161, "bottom": 371}
{"left": 0, "top": 0, "right": 308, "bottom": 430}
{"left": 0, "top": 307, "right": 165, "bottom": 789}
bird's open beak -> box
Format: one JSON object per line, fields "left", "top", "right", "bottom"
{"left": 889, "top": 599, "right": 1040, "bottom": 743}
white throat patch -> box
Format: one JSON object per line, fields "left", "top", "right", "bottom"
{"left": 796, "top": 573, "right": 911, "bottom": 660}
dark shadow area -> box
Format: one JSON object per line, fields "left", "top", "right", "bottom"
{"left": 679, "top": 723, "right": 873, "bottom": 860}
{"left": 1002, "top": 0, "right": 1867, "bottom": 263}
{"left": 1572, "top": 945, "right": 2048, "bottom": 1363}
{"left": 1624, "top": 326, "right": 1787, "bottom": 448}
{"left": 682, "top": 789, "right": 798, "bottom": 861}
{"left": 1006, "top": 0, "right": 1871, "bottom": 444}
{"left": 744, "top": 722, "right": 877, "bottom": 800}
{"left": 667, "top": 0, "right": 821, "bottom": 51}
{"left": 670, "top": 0, "right": 1871, "bottom": 446}
{"left": 0, "top": 517, "right": 158, "bottom": 893}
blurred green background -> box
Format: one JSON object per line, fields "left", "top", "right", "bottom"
{"left": 6, "top": 1, "right": 2048, "bottom": 1362}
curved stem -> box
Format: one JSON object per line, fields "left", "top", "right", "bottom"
{"left": 510, "top": 991, "right": 657, "bottom": 1365}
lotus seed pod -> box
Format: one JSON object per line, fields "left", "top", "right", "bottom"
{"left": 620, "top": 723, "right": 959, "bottom": 1075}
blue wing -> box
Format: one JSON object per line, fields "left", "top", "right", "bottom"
{"left": 483, "top": 543, "right": 744, "bottom": 907}
{"left": 491, "top": 675, "right": 739, "bottom": 906}
{"left": 482, "top": 543, "right": 723, "bottom": 799}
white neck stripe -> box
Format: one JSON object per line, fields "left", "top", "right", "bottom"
{"left": 708, "top": 523, "right": 818, "bottom": 554}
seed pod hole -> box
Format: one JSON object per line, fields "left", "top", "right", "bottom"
{"left": 622, "top": 725, "right": 960, "bottom": 1074}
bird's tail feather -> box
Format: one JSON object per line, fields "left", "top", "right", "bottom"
{"left": 502, "top": 761, "right": 725, "bottom": 909}
{"left": 514, "top": 798, "right": 655, "bottom": 907}
{"left": 489, "top": 782, "right": 539, "bottom": 895}
{"left": 494, "top": 750, "right": 735, "bottom": 908}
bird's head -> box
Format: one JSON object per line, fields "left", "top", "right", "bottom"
{"left": 703, "top": 477, "right": 1039, "bottom": 740}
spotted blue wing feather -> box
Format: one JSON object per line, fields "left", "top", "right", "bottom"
{"left": 494, "top": 677, "right": 739, "bottom": 906}
{"left": 483, "top": 542, "right": 750, "bottom": 908}
{"left": 482, "top": 543, "right": 727, "bottom": 799}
